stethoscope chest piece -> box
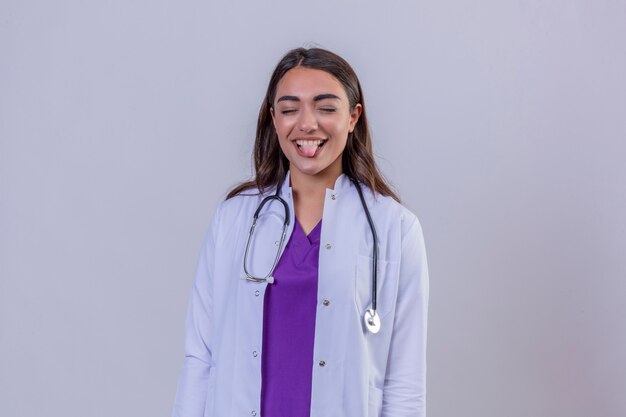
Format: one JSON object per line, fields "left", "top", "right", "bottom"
{"left": 364, "top": 308, "right": 381, "bottom": 334}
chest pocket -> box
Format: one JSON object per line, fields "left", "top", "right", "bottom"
{"left": 354, "top": 254, "right": 399, "bottom": 321}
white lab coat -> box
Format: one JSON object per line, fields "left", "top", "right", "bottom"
{"left": 172, "top": 171, "right": 429, "bottom": 417}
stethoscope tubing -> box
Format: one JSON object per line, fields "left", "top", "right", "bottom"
{"left": 349, "top": 177, "right": 378, "bottom": 312}
{"left": 243, "top": 194, "right": 290, "bottom": 283}
{"left": 242, "top": 175, "right": 380, "bottom": 332}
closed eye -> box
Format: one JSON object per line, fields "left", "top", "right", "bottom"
{"left": 319, "top": 107, "right": 336, "bottom": 113}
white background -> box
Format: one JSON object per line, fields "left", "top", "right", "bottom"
{"left": 1, "top": 1, "right": 625, "bottom": 416}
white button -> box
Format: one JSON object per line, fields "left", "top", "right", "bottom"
{"left": 275, "top": 240, "right": 279, "bottom": 246}
{"left": 331, "top": 194, "right": 336, "bottom": 200}
{"left": 252, "top": 350, "right": 258, "bottom": 357}
{"left": 254, "top": 290, "right": 260, "bottom": 296}
{"left": 323, "top": 299, "right": 330, "bottom": 306}
{"left": 251, "top": 411, "right": 257, "bottom": 416}
{"left": 319, "top": 360, "right": 326, "bottom": 367}
{"left": 325, "top": 243, "right": 332, "bottom": 250}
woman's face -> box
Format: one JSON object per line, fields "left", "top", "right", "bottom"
{"left": 271, "top": 66, "right": 362, "bottom": 179}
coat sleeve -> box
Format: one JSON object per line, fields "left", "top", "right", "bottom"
{"left": 172, "top": 203, "right": 222, "bottom": 417}
{"left": 382, "top": 214, "right": 430, "bottom": 417}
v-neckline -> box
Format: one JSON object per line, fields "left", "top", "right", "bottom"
{"left": 295, "top": 217, "right": 322, "bottom": 245}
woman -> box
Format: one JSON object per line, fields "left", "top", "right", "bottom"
{"left": 172, "top": 47, "right": 429, "bottom": 417}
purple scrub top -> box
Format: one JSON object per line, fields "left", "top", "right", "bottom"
{"left": 260, "top": 218, "right": 322, "bottom": 417}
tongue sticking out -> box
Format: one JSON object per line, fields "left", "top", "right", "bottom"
{"left": 299, "top": 144, "right": 318, "bottom": 157}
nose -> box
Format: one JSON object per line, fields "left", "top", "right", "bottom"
{"left": 297, "top": 106, "right": 318, "bottom": 133}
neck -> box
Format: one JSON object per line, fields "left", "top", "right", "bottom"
{"left": 288, "top": 162, "right": 341, "bottom": 233}
{"left": 289, "top": 163, "right": 342, "bottom": 197}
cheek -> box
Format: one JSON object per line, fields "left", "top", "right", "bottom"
{"left": 275, "top": 125, "right": 293, "bottom": 154}
{"left": 274, "top": 119, "right": 294, "bottom": 138}
{"left": 324, "top": 119, "right": 351, "bottom": 139}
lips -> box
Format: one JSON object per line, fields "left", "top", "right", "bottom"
{"left": 291, "top": 138, "right": 327, "bottom": 158}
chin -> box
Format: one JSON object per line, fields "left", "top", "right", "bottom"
{"left": 289, "top": 154, "right": 343, "bottom": 178}
{"left": 291, "top": 164, "right": 326, "bottom": 177}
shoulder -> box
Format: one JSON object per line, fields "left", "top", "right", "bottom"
{"left": 208, "top": 187, "right": 282, "bottom": 236}
{"left": 199, "top": 191, "right": 264, "bottom": 254}
{"left": 215, "top": 189, "right": 270, "bottom": 220}
{"left": 359, "top": 185, "right": 424, "bottom": 239}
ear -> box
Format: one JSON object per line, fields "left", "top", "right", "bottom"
{"left": 348, "top": 103, "right": 362, "bottom": 133}
{"left": 270, "top": 107, "right": 276, "bottom": 127}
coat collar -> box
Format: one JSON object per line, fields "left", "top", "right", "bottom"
{"left": 278, "top": 170, "right": 354, "bottom": 199}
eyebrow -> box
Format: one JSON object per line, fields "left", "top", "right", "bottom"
{"left": 276, "top": 93, "right": 341, "bottom": 103}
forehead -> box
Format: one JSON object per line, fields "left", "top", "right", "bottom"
{"left": 275, "top": 67, "right": 347, "bottom": 100}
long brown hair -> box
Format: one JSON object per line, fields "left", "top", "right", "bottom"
{"left": 226, "top": 47, "right": 400, "bottom": 202}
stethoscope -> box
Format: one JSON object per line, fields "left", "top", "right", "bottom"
{"left": 242, "top": 176, "right": 381, "bottom": 334}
